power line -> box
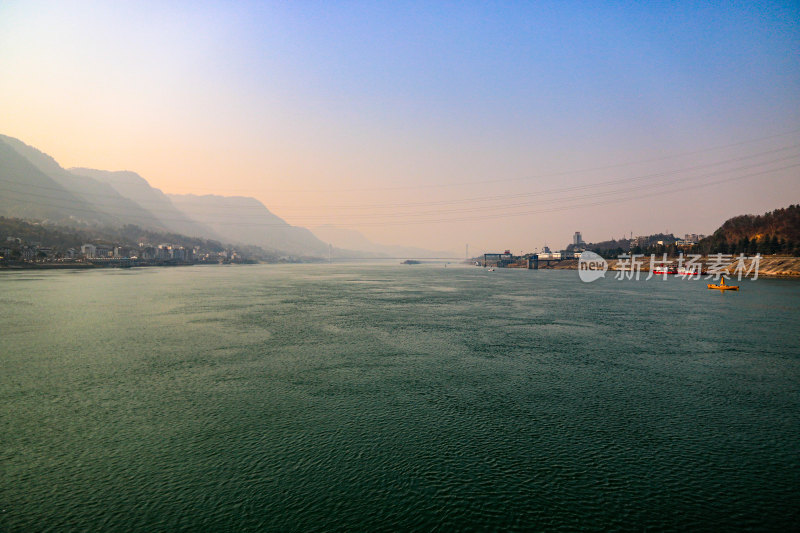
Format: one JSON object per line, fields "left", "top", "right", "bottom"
{"left": 2, "top": 143, "right": 797, "bottom": 219}
{"left": 191, "top": 143, "right": 800, "bottom": 211}
{"left": 2, "top": 160, "right": 795, "bottom": 228}
{"left": 269, "top": 151, "right": 800, "bottom": 218}
{"left": 332, "top": 162, "right": 800, "bottom": 227}
{"left": 174, "top": 127, "right": 800, "bottom": 193}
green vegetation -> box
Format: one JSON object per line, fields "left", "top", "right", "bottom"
{"left": 0, "top": 217, "right": 221, "bottom": 252}
{"left": 0, "top": 216, "right": 281, "bottom": 263}
{"left": 579, "top": 205, "right": 800, "bottom": 258}
{"left": 691, "top": 204, "right": 800, "bottom": 256}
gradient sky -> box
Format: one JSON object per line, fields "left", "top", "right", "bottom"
{"left": 2, "top": 1, "right": 799, "bottom": 254}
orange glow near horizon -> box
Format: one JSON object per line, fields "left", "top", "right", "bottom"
{"left": 2, "top": 2, "right": 799, "bottom": 252}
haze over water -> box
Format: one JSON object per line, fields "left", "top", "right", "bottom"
{"left": 2, "top": 264, "right": 798, "bottom": 530}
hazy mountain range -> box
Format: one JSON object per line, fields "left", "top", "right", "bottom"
{"left": 0, "top": 135, "right": 149, "bottom": 229}
{"left": 167, "top": 194, "right": 329, "bottom": 257}
{"left": 0, "top": 134, "right": 449, "bottom": 258}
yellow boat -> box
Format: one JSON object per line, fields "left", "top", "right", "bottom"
{"left": 707, "top": 276, "right": 739, "bottom": 291}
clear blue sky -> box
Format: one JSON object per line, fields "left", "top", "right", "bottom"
{"left": 1, "top": 1, "right": 798, "bottom": 252}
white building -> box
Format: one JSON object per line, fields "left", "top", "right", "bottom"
{"left": 81, "top": 244, "right": 97, "bottom": 258}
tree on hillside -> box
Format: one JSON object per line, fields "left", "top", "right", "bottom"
{"left": 694, "top": 205, "right": 800, "bottom": 255}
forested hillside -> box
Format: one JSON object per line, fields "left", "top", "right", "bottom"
{"left": 697, "top": 204, "right": 800, "bottom": 255}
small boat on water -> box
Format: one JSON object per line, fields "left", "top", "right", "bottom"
{"left": 652, "top": 267, "right": 677, "bottom": 275}
{"left": 708, "top": 277, "right": 739, "bottom": 291}
{"left": 677, "top": 266, "right": 707, "bottom": 277}
{"left": 487, "top": 267, "right": 495, "bottom": 272}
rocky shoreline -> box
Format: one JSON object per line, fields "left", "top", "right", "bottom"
{"left": 540, "top": 256, "right": 800, "bottom": 278}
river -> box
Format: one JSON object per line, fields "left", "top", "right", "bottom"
{"left": 2, "top": 264, "right": 798, "bottom": 530}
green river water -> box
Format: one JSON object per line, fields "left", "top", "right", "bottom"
{"left": 1, "top": 264, "right": 798, "bottom": 531}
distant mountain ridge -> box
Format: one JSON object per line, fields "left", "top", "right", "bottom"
{"left": 0, "top": 134, "right": 328, "bottom": 255}
{"left": 0, "top": 139, "right": 94, "bottom": 223}
{"left": 2, "top": 133, "right": 446, "bottom": 258}
{"left": 70, "top": 168, "right": 220, "bottom": 240}
{"left": 0, "top": 135, "right": 163, "bottom": 230}
{"left": 168, "top": 194, "right": 329, "bottom": 256}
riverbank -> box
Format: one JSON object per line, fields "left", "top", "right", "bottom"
{"left": 0, "top": 260, "right": 245, "bottom": 270}
{"left": 0, "top": 262, "right": 96, "bottom": 270}
{"left": 540, "top": 256, "right": 800, "bottom": 278}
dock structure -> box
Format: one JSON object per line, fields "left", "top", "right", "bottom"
{"left": 483, "top": 252, "right": 566, "bottom": 269}
{"left": 483, "top": 251, "right": 514, "bottom": 268}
